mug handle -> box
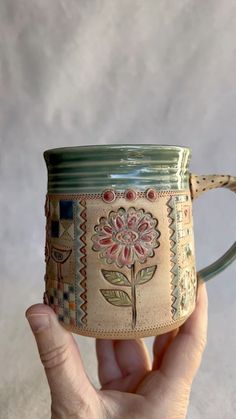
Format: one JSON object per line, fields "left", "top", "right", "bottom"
{"left": 190, "top": 174, "right": 236, "bottom": 282}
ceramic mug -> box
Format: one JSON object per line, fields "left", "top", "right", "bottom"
{"left": 43, "top": 145, "right": 236, "bottom": 339}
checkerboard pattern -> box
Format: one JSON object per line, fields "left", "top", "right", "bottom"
{"left": 47, "top": 281, "right": 76, "bottom": 326}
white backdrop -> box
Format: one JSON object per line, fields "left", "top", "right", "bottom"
{"left": 0, "top": 1, "right": 236, "bottom": 418}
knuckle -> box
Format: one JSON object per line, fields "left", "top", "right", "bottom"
{"left": 188, "top": 332, "right": 207, "bottom": 357}
{"left": 40, "top": 341, "right": 70, "bottom": 369}
{"left": 196, "top": 334, "right": 207, "bottom": 354}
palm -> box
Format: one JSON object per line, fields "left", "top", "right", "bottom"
{"left": 95, "top": 333, "right": 180, "bottom": 418}
{"left": 96, "top": 337, "right": 169, "bottom": 393}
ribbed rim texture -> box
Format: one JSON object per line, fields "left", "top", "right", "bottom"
{"left": 44, "top": 144, "right": 191, "bottom": 193}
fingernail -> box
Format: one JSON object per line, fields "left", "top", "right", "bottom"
{"left": 26, "top": 314, "right": 50, "bottom": 333}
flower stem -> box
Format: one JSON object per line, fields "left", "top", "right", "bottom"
{"left": 131, "top": 263, "right": 137, "bottom": 329}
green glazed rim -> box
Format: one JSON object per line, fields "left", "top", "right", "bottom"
{"left": 44, "top": 144, "right": 192, "bottom": 193}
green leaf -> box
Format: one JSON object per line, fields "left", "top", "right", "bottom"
{"left": 135, "top": 265, "right": 157, "bottom": 285}
{"left": 100, "top": 289, "right": 132, "bottom": 306}
{"left": 101, "top": 269, "right": 130, "bottom": 286}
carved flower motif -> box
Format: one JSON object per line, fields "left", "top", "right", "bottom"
{"left": 91, "top": 207, "right": 160, "bottom": 268}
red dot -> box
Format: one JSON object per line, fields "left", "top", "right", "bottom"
{"left": 125, "top": 189, "right": 137, "bottom": 201}
{"left": 102, "top": 189, "right": 116, "bottom": 202}
{"left": 146, "top": 188, "right": 157, "bottom": 201}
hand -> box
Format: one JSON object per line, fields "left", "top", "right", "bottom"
{"left": 25, "top": 282, "right": 208, "bottom": 419}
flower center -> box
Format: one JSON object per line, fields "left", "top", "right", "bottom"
{"left": 115, "top": 229, "right": 139, "bottom": 245}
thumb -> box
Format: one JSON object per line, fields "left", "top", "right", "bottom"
{"left": 25, "top": 304, "right": 97, "bottom": 415}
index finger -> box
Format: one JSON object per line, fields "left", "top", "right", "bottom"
{"left": 158, "top": 281, "right": 208, "bottom": 386}
{"left": 137, "top": 282, "right": 208, "bottom": 398}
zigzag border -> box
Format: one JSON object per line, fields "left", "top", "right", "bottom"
{"left": 167, "top": 196, "right": 179, "bottom": 320}
{"left": 79, "top": 199, "right": 87, "bottom": 325}
{"left": 75, "top": 200, "right": 88, "bottom": 326}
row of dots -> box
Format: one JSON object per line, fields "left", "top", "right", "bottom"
{"left": 102, "top": 188, "right": 158, "bottom": 203}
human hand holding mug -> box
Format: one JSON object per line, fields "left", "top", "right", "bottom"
{"left": 25, "top": 144, "right": 235, "bottom": 418}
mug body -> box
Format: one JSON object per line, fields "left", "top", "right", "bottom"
{"left": 44, "top": 145, "right": 197, "bottom": 338}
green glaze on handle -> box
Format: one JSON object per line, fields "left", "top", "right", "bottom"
{"left": 190, "top": 174, "right": 236, "bottom": 282}
{"left": 198, "top": 243, "right": 236, "bottom": 282}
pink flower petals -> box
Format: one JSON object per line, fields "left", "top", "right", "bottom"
{"left": 91, "top": 206, "right": 160, "bottom": 268}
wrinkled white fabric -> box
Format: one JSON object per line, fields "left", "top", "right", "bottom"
{"left": 0, "top": 1, "right": 236, "bottom": 418}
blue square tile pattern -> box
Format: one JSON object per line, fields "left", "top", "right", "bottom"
{"left": 59, "top": 200, "right": 73, "bottom": 219}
